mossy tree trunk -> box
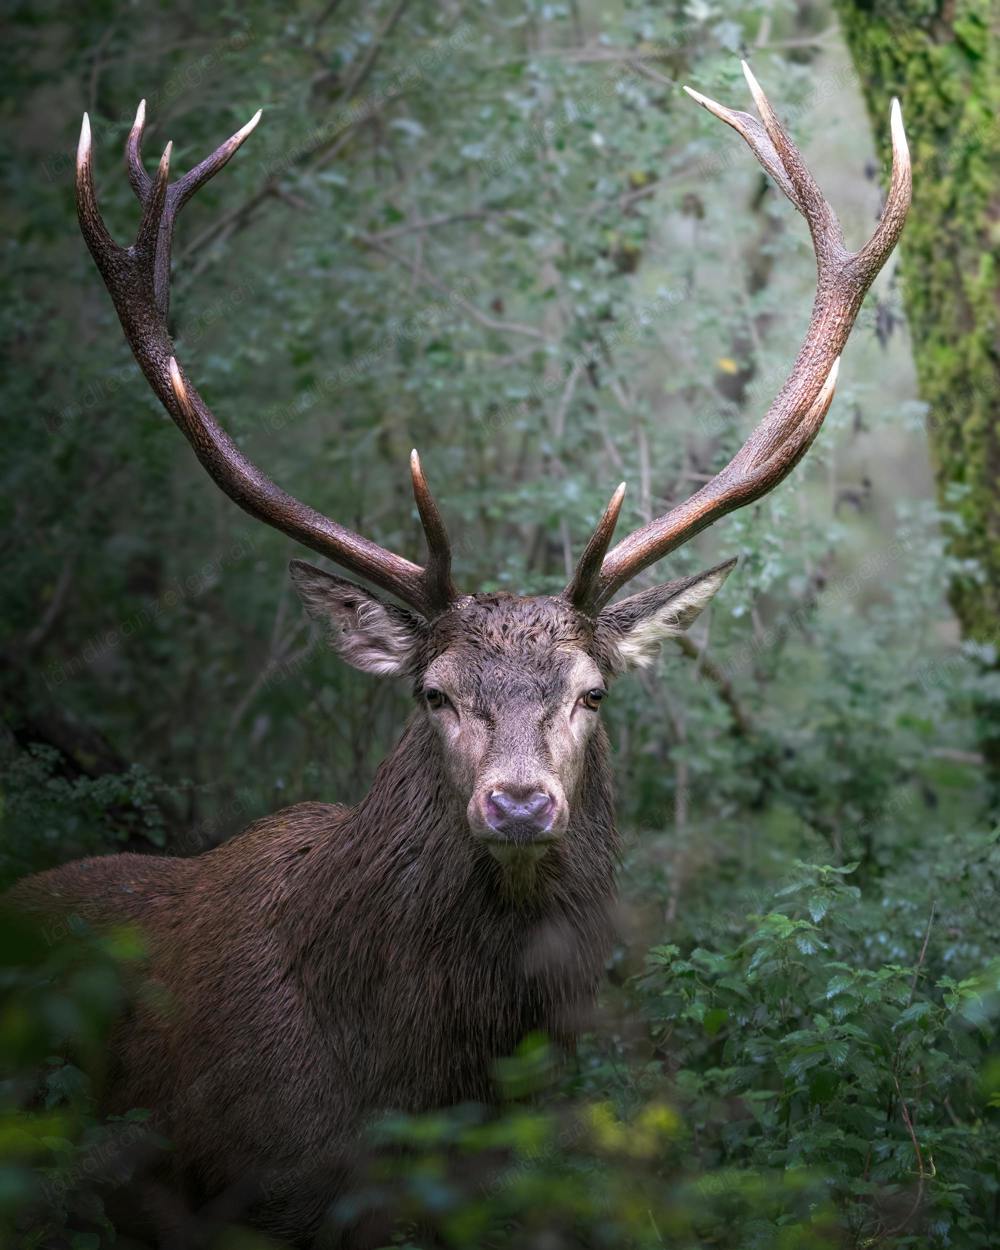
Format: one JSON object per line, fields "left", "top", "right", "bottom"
{"left": 836, "top": 0, "right": 1000, "bottom": 763}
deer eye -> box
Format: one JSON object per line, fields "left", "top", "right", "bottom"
{"left": 424, "top": 687, "right": 449, "bottom": 711}
{"left": 580, "top": 688, "right": 606, "bottom": 711}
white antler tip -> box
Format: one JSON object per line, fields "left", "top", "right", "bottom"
{"left": 741, "top": 59, "right": 767, "bottom": 112}
{"left": 889, "top": 97, "right": 909, "bottom": 164}
{"left": 682, "top": 83, "right": 729, "bottom": 121}
{"left": 132, "top": 99, "right": 146, "bottom": 132}
{"left": 77, "top": 113, "right": 91, "bottom": 164}
{"left": 613, "top": 481, "right": 627, "bottom": 501}
{"left": 236, "top": 109, "right": 263, "bottom": 143}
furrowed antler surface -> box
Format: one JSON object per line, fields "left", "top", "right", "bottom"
{"left": 566, "top": 62, "right": 911, "bottom": 613}
{"left": 76, "top": 105, "right": 456, "bottom": 618}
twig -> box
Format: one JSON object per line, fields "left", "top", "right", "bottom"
{"left": 88, "top": 25, "right": 115, "bottom": 115}
{"left": 227, "top": 620, "right": 314, "bottom": 736}
{"left": 625, "top": 58, "right": 676, "bottom": 90}
{"left": 929, "top": 747, "right": 985, "bottom": 766}
{"left": 338, "top": 0, "right": 411, "bottom": 104}
{"left": 659, "top": 682, "right": 688, "bottom": 926}
{"left": 357, "top": 234, "right": 548, "bottom": 341}
{"left": 879, "top": 1074, "right": 929, "bottom": 1241}
{"left": 552, "top": 360, "right": 583, "bottom": 444}
{"left": 367, "top": 209, "right": 508, "bottom": 242}
{"left": 673, "top": 634, "right": 753, "bottom": 738}
{"left": 179, "top": 185, "right": 276, "bottom": 270}
{"left": 25, "top": 558, "right": 75, "bottom": 655}
{"left": 312, "top": 0, "right": 344, "bottom": 31}
{"left": 179, "top": 2, "right": 414, "bottom": 261}
{"left": 906, "top": 902, "right": 936, "bottom": 1007}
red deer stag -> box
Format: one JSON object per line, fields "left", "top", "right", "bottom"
{"left": 12, "top": 65, "right": 909, "bottom": 1246}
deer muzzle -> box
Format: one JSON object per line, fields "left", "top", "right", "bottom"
{"left": 471, "top": 784, "right": 564, "bottom": 862}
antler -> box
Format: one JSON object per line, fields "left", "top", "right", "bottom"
{"left": 567, "top": 62, "right": 911, "bottom": 614}
{"left": 76, "top": 104, "right": 456, "bottom": 618}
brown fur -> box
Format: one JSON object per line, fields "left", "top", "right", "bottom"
{"left": 10, "top": 592, "right": 628, "bottom": 1245}
{"left": 9, "top": 572, "right": 733, "bottom": 1243}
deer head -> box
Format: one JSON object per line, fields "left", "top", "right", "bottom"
{"left": 288, "top": 549, "right": 734, "bottom": 859}
{"left": 74, "top": 65, "right": 910, "bottom": 864}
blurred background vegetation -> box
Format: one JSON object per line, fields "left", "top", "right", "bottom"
{"left": 1, "top": 0, "right": 998, "bottom": 1246}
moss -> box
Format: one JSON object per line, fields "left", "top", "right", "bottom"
{"left": 836, "top": 0, "right": 1000, "bottom": 645}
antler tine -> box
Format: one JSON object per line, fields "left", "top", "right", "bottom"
{"left": 739, "top": 61, "right": 842, "bottom": 256}
{"left": 121, "top": 103, "right": 262, "bottom": 318}
{"left": 682, "top": 85, "right": 802, "bottom": 213}
{"left": 76, "top": 113, "right": 121, "bottom": 262}
{"left": 172, "top": 108, "right": 262, "bottom": 213}
{"left": 856, "top": 98, "right": 911, "bottom": 275}
{"left": 126, "top": 99, "right": 152, "bottom": 200}
{"left": 565, "top": 483, "right": 626, "bottom": 613}
{"left": 77, "top": 106, "right": 456, "bottom": 619}
{"left": 410, "top": 450, "right": 457, "bottom": 615}
{"left": 135, "top": 140, "right": 171, "bottom": 257}
{"left": 570, "top": 69, "right": 910, "bottom": 612}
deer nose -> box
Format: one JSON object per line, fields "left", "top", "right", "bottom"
{"left": 485, "top": 788, "right": 556, "bottom": 838}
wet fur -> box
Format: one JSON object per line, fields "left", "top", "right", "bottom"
{"left": 9, "top": 594, "right": 621, "bottom": 1244}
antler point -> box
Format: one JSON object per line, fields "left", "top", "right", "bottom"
{"left": 77, "top": 112, "right": 92, "bottom": 164}
{"left": 683, "top": 83, "right": 730, "bottom": 122}
{"left": 132, "top": 99, "right": 146, "bottom": 131}
{"left": 155, "top": 141, "right": 173, "bottom": 183}
{"left": 236, "top": 109, "right": 263, "bottom": 143}
{"left": 741, "top": 60, "right": 767, "bottom": 114}
{"left": 890, "top": 97, "right": 909, "bottom": 168}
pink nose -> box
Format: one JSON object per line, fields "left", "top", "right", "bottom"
{"left": 484, "top": 788, "right": 556, "bottom": 838}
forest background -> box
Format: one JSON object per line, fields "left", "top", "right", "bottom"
{"left": 2, "top": 1, "right": 999, "bottom": 1246}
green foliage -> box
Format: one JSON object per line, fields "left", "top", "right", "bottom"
{"left": 1, "top": 746, "right": 168, "bottom": 886}
{"left": 346, "top": 857, "right": 1000, "bottom": 1248}
{"left": 640, "top": 861, "right": 1000, "bottom": 1247}
{"left": 0, "top": 906, "right": 147, "bottom": 1247}
{"left": 1, "top": 0, "right": 998, "bottom": 1245}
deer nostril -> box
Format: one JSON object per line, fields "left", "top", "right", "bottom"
{"left": 485, "top": 789, "right": 556, "bottom": 834}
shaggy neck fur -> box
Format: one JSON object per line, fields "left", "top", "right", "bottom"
{"left": 283, "top": 713, "right": 619, "bottom": 1112}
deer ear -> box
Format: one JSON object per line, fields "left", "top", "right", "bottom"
{"left": 289, "top": 560, "right": 427, "bottom": 677}
{"left": 596, "top": 559, "right": 736, "bottom": 674}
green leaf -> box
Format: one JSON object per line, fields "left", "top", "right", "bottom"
{"left": 893, "top": 1001, "right": 933, "bottom": 1031}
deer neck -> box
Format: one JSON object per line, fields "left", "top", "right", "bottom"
{"left": 282, "top": 715, "right": 619, "bottom": 1111}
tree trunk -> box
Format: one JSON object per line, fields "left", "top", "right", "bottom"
{"left": 836, "top": 0, "right": 1000, "bottom": 759}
